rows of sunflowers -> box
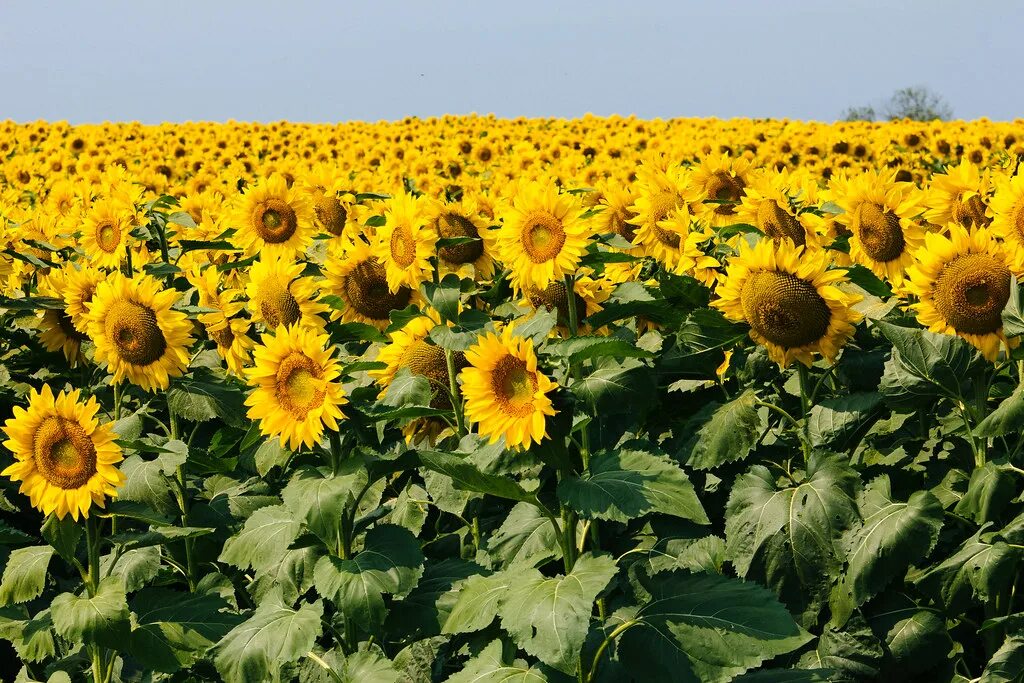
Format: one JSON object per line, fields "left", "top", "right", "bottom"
{"left": 2, "top": 115, "right": 1024, "bottom": 682}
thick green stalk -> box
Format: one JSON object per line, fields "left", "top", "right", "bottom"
{"left": 445, "top": 348, "right": 466, "bottom": 436}
{"left": 85, "top": 517, "right": 107, "bottom": 683}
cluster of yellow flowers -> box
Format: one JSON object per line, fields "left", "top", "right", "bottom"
{"left": 1, "top": 115, "right": 1024, "bottom": 518}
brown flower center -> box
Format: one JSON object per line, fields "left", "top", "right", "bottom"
{"left": 258, "top": 278, "right": 301, "bottom": 328}
{"left": 275, "top": 352, "right": 326, "bottom": 418}
{"left": 344, "top": 259, "right": 413, "bottom": 321}
{"left": 314, "top": 194, "right": 347, "bottom": 236}
{"left": 490, "top": 354, "right": 538, "bottom": 417}
{"left": 741, "top": 271, "right": 832, "bottom": 349}
{"left": 252, "top": 198, "right": 298, "bottom": 244}
{"left": 933, "top": 252, "right": 1010, "bottom": 335}
{"left": 853, "top": 202, "right": 906, "bottom": 262}
{"left": 437, "top": 212, "right": 484, "bottom": 264}
{"left": 951, "top": 194, "right": 991, "bottom": 228}
{"left": 757, "top": 200, "right": 805, "bottom": 246}
{"left": 521, "top": 210, "right": 566, "bottom": 263}
{"left": 33, "top": 416, "right": 97, "bottom": 489}
{"left": 706, "top": 171, "right": 745, "bottom": 216}
{"left": 104, "top": 300, "right": 167, "bottom": 365}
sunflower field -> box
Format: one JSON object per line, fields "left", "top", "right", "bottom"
{"left": 2, "top": 115, "right": 1024, "bottom": 683}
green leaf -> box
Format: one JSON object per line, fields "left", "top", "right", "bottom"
{"left": 421, "top": 273, "right": 462, "bottom": 323}
{"left": 109, "top": 525, "right": 214, "bottom": 551}
{"left": 875, "top": 320, "right": 982, "bottom": 407}
{"left": 797, "top": 615, "right": 884, "bottom": 681}
{"left": 914, "top": 531, "right": 1019, "bottom": 613}
{"left": 314, "top": 525, "right": 424, "bottom": 627}
{"left": 571, "top": 358, "right": 655, "bottom": 417}
{"left": 442, "top": 571, "right": 511, "bottom": 634}
{"left": 283, "top": 466, "right": 367, "bottom": 550}
{"left": 558, "top": 441, "right": 708, "bottom": 523}
{"left": 40, "top": 514, "right": 83, "bottom": 564}
{"left": 869, "top": 605, "right": 950, "bottom": 676}
{"left": 381, "top": 367, "right": 433, "bottom": 408}
{"left": 167, "top": 370, "right": 246, "bottom": 426}
{"left": 807, "top": 392, "right": 884, "bottom": 449}
{"left": 128, "top": 588, "right": 242, "bottom": 673}
{"left": 0, "top": 546, "right": 54, "bottom": 605}
{"left": 977, "top": 384, "right": 1024, "bottom": 436}
{"left": 100, "top": 547, "right": 160, "bottom": 592}
{"left": 419, "top": 450, "right": 537, "bottom": 503}
{"left": 219, "top": 505, "right": 302, "bottom": 574}
{"left": 543, "top": 336, "right": 654, "bottom": 364}
{"left": 253, "top": 436, "right": 292, "bottom": 476}
{"left": 498, "top": 553, "right": 617, "bottom": 674}
{"left": 954, "top": 463, "right": 1015, "bottom": 524}
{"left": 981, "top": 636, "right": 1024, "bottom": 683}
{"left": 1002, "top": 277, "right": 1024, "bottom": 338}
{"left": 50, "top": 577, "right": 130, "bottom": 649}
{"left": 388, "top": 558, "right": 483, "bottom": 639}
{"left": 661, "top": 308, "right": 749, "bottom": 377}
{"left": 841, "top": 478, "right": 943, "bottom": 607}
{"left": 445, "top": 639, "right": 548, "bottom": 683}
{"left": 118, "top": 455, "right": 181, "bottom": 516}
{"left": 0, "top": 607, "right": 55, "bottom": 663}
{"left": 0, "top": 522, "right": 34, "bottom": 546}
{"left": 214, "top": 595, "right": 323, "bottom": 683}
{"left": 486, "top": 502, "right": 562, "bottom": 569}
{"left": 624, "top": 570, "right": 812, "bottom": 683}
{"left": 726, "top": 453, "right": 859, "bottom": 623}
{"left": 684, "top": 389, "right": 762, "bottom": 470}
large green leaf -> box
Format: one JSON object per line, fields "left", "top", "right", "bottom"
{"left": 213, "top": 594, "right": 323, "bottom": 683}
{"left": 622, "top": 570, "right": 812, "bottom": 683}
{"left": 387, "top": 558, "right": 483, "bottom": 639}
{"left": 314, "top": 525, "right": 424, "bottom": 627}
{"left": 807, "top": 392, "right": 883, "bottom": 449}
{"left": 100, "top": 546, "right": 161, "bottom": 592}
{"left": 543, "top": 336, "right": 654, "bottom": 364}
{"left": 683, "top": 389, "right": 763, "bottom": 470}
{"left": 444, "top": 639, "right": 548, "bottom": 683}
{"left": 981, "top": 636, "right": 1024, "bottom": 683}
{"left": 875, "top": 320, "right": 982, "bottom": 408}
{"left": 442, "top": 571, "right": 511, "bottom": 635}
{"left": 486, "top": 502, "right": 562, "bottom": 569}
{"left": 283, "top": 465, "right": 367, "bottom": 550}
{"left": 0, "top": 546, "right": 54, "bottom": 605}
{"left": 219, "top": 504, "right": 302, "bottom": 574}
{"left": 0, "top": 607, "right": 56, "bottom": 663}
{"left": 867, "top": 603, "right": 950, "bottom": 676}
{"left": 571, "top": 358, "right": 655, "bottom": 417}
{"left": 841, "top": 477, "right": 943, "bottom": 607}
{"left": 50, "top": 577, "right": 130, "bottom": 650}
{"left": 128, "top": 588, "right": 242, "bottom": 673}
{"left": 797, "top": 615, "right": 884, "bottom": 682}
{"left": 954, "top": 462, "right": 1015, "bottom": 524}
{"left": 914, "top": 531, "right": 1019, "bottom": 613}
{"left": 726, "top": 453, "right": 859, "bottom": 624}
{"left": 976, "top": 384, "right": 1024, "bottom": 436}
{"left": 40, "top": 515, "right": 82, "bottom": 565}
{"left": 498, "top": 553, "right": 617, "bottom": 674}
{"left": 419, "top": 450, "right": 537, "bottom": 503}
{"left": 558, "top": 441, "right": 708, "bottom": 523}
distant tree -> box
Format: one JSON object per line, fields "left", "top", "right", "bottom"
{"left": 842, "top": 86, "right": 953, "bottom": 122}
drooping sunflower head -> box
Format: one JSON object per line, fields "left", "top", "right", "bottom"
{"left": 713, "top": 238, "right": 863, "bottom": 368}
{"left": 322, "top": 237, "right": 416, "bottom": 329}
{"left": 80, "top": 198, "right": 133, "bottom": 270}
{"left": 497, "top": 180, "right": 592, "bottom": 293}
{"left": 37, "top": 273, "right": 87, "bottom": 368}
{"left": 460, "top": 326, "right": 558, "bottom": 449}
{"left": 244, "top": 254, "right": 326, "bottom": 331}
{"left": 906, "top": 226, "right": 1016, "bottom": 360}
{"left": 522, "top": 273, "right": 610, "bottom": 336}
{"left": 2, "top": 385, "right": 124, "bottom": 520}
{"left": 627, "top": 160, "right": 704, "bottom": 276}
{"left": 245, "top": 324, "right": 347, "bottom": 450}
{"left": 736, "top": 168, "right": 816, "bottom": 247}
{"left": 87, "top": 272, "right": 195, "bottom": 391}
{"left": 428, "top": 197, "right": 496, "bottom": 279}
{"left": 923, "top": 158, "right": 992, "bottom": 229}
{"left": 231, "top": 173, "right": 314, "bottom": 257}
{"left": 830, "top": 169, "right": 925, "bottom": 284}
{"left": 687, "top": 153, "right": 753, "bottom": 227}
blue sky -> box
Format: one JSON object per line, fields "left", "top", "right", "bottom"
{"left": 1, "top": 1, "right": 1020, "bottom": 123}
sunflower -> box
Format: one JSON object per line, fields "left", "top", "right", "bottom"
{"left": 460, "top": 327, "right": 557, "bottom": 449}
{"left": 830, "top": 170, "right": 924, "bottom": 284}
{"left": 373, "top": 192, "right": 435, "bottom": 293}
{"left": 80, "top": 198, "right": 132, "bottom": 269}
{"left": 713, "top": 238, "right": 863, "bottom": 368}
{"left": 55, "top": 264, "right": 104, "bottom": 333}
{"left": 186, "top": 266, "right": 255, "bottom": 376}
{"left": 370, "top": 311, "right": 468, "bottom": 444}
{"left": 521, "top": 272, "right": 610, "bottom": 336}
{"left": 627, "top": 161, "right": 692, "bottom": 269}
{"left": 244, "top": 324, "right": 347, "bottom": 450}
{"left": 497, "top": 180, "right": 591, "bottom": 292}
{"left": 923, "top": 159, "right": 992, "bottom": 229}
{"left": 321, "top": 238, "right": 415, "bottom": 329}
{"left": 990, "top": 170, "right": 1024, "bottom": 253}
{"left": 231, "top": 173, "right": 314, "bottom": 258}
{"left": 87, "top": 272, "right": 195, "bottom": 391}
{"left": 38, "top": 306, "right": 87, "bottom": 369}
{"left": 905, "top": 226, "right": 1016, "bottom": 360}
{"left": 428, "top": 197, "right": 496, "bottom": 279}
{"left": 299, "top": 164, "right": 355, "bottom": 237}
{"left": 687, "top": 154, "right": 753, "bottom": 228}
{"left": 2, "top": 385, "right": 124, "bottom": 520}
{"left": 244, "top": 254, "right": 327, "bottom": 331}
{"left": 736, "top": 168, "right": 818, "bottom": 247}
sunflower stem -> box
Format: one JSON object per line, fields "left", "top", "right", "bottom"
{"left": 328, "top": 430, "right": 342, "bottom": 477}
{"left": 167, "top": 399, "right": 197, "bottom": 591}
{"left": 796, "top": 364, "right": 813, "bottom": 460}
{"left": 123, "top": 244, "right": 134, "bottom": 277}
{"left": 444, "top": 347, "right": 466, "bottom": 436}
{"left": 85, "top": 517, "right": 108, "bottom": 683}
{"left": 586, "top": 619, "right": 640, "bottom": 683}
{"left": 112, "top": 382, "right": 123, "bottom": 422}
